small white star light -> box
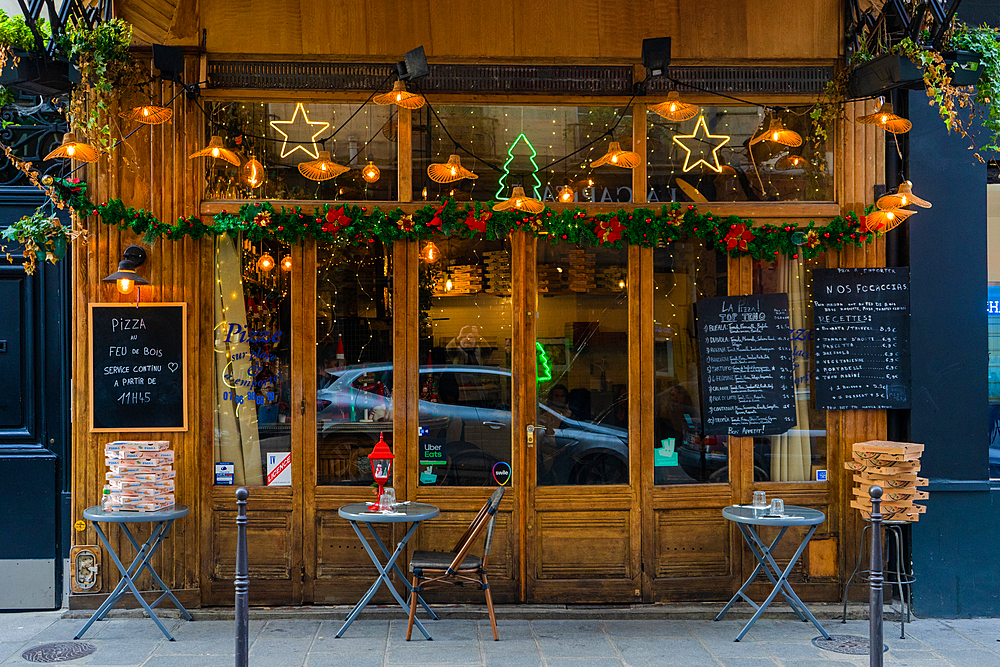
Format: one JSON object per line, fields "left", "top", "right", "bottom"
{"left": 269, "top": 103, "right": 329, "bottom": 159}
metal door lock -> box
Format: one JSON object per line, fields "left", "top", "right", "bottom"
{"left": 526, "top": 424, "right": 534, "bottom": 447}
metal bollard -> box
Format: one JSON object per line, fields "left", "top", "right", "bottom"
{"left": 869, "top": 485, "right": 884, "bottom": 667}
{"left": 235, "top": 487, "right": 250, "bottom": 667}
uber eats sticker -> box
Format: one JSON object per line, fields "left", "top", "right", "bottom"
{"left": 419, "top": 441, "right": 447, "bottom": 466}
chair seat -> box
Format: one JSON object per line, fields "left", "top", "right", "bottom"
{"left": 410, "top": 550, "right": 482, "bottom": 572}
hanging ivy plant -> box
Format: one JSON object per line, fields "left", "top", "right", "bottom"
{"left": 948, "top": 23, "right": 1000, "bottom": 154}
{"left": 1, "top": 207, "right": 84, "bottom": 275}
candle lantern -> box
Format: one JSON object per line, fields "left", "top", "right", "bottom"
{"left": 367, "top": 432, "right": 394, "bottom": 510}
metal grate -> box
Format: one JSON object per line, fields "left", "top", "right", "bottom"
{"left": 21, "top": 643, "right": 96, "bottom": 663}
{"left": 418, "top": 64, "right": 633, "bottom": 95}
{"left": 647, "top": 66, "right": 834, "bottom": 95}
{"left": 208, "top": 62, "right": 397, "bottom": 91}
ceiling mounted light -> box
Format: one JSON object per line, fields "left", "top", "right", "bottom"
{"left": 649, "top": 92, "right": 699, "bottom": 122}
{"left": 298, "top": 150, "right": 350, "bottom": 181}
{"left": 857, "top": 100, "right": 912, "bottom": 134}
{"left": 592, "top": 141, "right": 641, "bottom": 168}
{"left": 863, "top": 208, "right": 915, "bottom": 233}
{"left": 45, "top": 132, "right": 100, "bottom": 163}
{"left": 121, "top": 104, "right": 173, "bottom": 125}
{"left": 492, "top": 186, "right": 545, "bottom": 214}
{"left": 750, "top": 115, "right": 802, "bottom": 147}
{"left": 373, "top": 80, "right": 425, "bottom": 110}
{"left": 102, "top": 245, "right": 150, "bottom": 295}
{"left": 877, "top": 180, "right": 931, "bottom": 210}
{"left": 189, "top": 136, "right": 240, "bottom": 166}
{"left": 428, "top": 154, "right": 478, "bottom": 183}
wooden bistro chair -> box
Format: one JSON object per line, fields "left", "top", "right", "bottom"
{"left": 407, "top": 487, "right": 505, "bottom": 641}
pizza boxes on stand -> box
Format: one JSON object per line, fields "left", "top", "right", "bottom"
{"left": 846, "top": 440, "right": 927, "bottom": 522}
{"left": 103, "top": 441, "right": 176, "bottom": 511}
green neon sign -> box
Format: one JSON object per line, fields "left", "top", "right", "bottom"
{"left": 535, "top": 342, "right": 552, "bottom": 382}
{"left": 496, "top": 133, "right": 541, "bottom": 200}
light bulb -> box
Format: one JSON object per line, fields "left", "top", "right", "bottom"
{"left": 321, "top": 163, "right": 327, "bottom": 171}
{"left": 396, "top": 93, "right": 402, "bottom": 102}
{"left": 280, "top": 256, "right": 293, "bottom": 271}
{"left": 117, "top": 277, "right": 134, "bottom": 295}
{"left": 881, "top": 115, "right": 888, "bottom": 123}
{"left": 67, "top": 145, "right": 76, "bottom": 156}
{"left": 445, "top": 279, "right": 453, "bottom": 291}
{"left": 901, "top": 195, "right": 907, "bottom": 205}
{"left": 449, "top": 189, "right": 455, "bottom": 196}
{"left": 211, "top": 147, "right": 219, "bottom": 157}
{"left": 258, "top": 254, "right": 274, "bottom": 271}
{"left": 611, "top": 154, "right": 618, "bottom": 163}
{"left": 772, "top": 132, "right": 780, "bottom": 141}
{"left": 619, "top": 280, "right": 626, "bottom": 289}
{"left": 669, "top": 103, "right": 677, "bottom": 112}
{"left": 421, "top": 187, "right": 428, "bottom": 199}
{"left": 143, "top": 107, "right": 150, "bottom": 117}
{"left": 887, "top": 212, "right": 895, "bottom": 220}
{"left": 516, "top": 200, "right": 522, "bottom": 208}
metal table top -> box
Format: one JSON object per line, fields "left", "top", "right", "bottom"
{"left": 339, "top": 502, "right": 439, "bottom": 523}
{"left": 83, "top": 505, "right": 189, "bottom": 523}
{"left": 722, "top": 505, "right": 825, "bottom": 527}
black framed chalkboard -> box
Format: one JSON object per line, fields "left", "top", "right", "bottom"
{"left": 89, "top": 303, "right": 188, "bottom": 432}
{"left": 696, "top": 293, "right": 797, "bottom": 436}
{"left": 813, "top": 268, "right": 910, "bottom": 409}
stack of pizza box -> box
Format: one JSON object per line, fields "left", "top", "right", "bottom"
{"left": 845, "top": 440, "right": 928, "bottom": 522}
{"left": 104, "top": 441, "right": 176, "bottom": 511}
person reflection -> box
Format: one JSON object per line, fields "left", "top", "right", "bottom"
{"left": 447, "top": 325, "right": 490, "bottom": 365}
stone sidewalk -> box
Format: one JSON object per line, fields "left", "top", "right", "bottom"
{"left": 3, "top": 610, "right": 1000, "bottom": 666}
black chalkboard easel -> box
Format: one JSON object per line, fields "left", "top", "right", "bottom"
{"left": 89, "top": 303, "right": 188, "bottom": 432}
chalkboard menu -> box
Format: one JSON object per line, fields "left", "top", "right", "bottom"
{"left": 696, "top": 294, "right": 797, "bottom": 436}
{"left": 813, "top": 268, "right": 910, "bottom": 409}
{"left": 89, "top": 303, "right": 188, "bottom": 432}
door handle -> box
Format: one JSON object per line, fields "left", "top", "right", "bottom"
{"left": 483, "top": 421, "right": 505, "bottom": 429}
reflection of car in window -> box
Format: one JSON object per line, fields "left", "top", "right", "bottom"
{"left": 317, "top": 363, "right": 629, "bottom": 486}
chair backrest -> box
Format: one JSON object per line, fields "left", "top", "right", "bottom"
{"left": 447, "top": 486, "right": 504, "bottom": 573}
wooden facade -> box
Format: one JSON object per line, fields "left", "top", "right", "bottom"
{"left": 70, "top": 0, "right": 887, "bottom": 609}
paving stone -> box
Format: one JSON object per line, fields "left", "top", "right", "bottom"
{"left": 248, "top": 641, "right": 312, "bottom": 667}
{"left": 388, "top": 618, "right": 480, "bottom": 643}
{"left": 604, "top": 619, "right": 689, "bottom": 637}
{"left": 483, "top": 652, "right": 543, "bottom": 667}
{"left": 315, "top": 619, "right": 388, "bottom": 641}
{"left": 546, "top": 659, "right": 623, "bottom": 667}
{"left": 308, "top": 653, "right": 385, "bottom": 667}
{"left": 530, "top": 619, "right": 605, "bottom": 637}
{"left": 929, "top": 648, "right": 1000, "bottom": 666}
{"left": 535, "top": 635, "right": 616, "bottom": 658}
{"left": 260, "top": 619, "right": 321, "bottom": 640}
{"left": 384, "top": 642, "right": 482, "bottom": 664}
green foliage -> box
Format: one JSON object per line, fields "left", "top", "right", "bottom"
{"left": 950, "top": 24, "right": 1000, "bottom": 153}
{"left": 1, "top": 207, "right": 80, "bottom": 275}
{"left": 0, "top": 10, "right": 50, "bottom": 52}
{"left": 809, "top": 67, "right": 849, "bottom": 144}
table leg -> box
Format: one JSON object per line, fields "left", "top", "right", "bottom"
{"left": 734, "top": 525, "right": 829, "bottom": 642}
{"left": 741, "top": 525, "right": 809, "bottom": 622}
{"left": 77, "top": 522, "right": 177, "bottom": 641}
{"left": 716, "top": 526, "right": 807, "bottom": 623}
{"left": 748, "top": 524, "right": 827, "bottom": 636}
{"left": 364, "top": 522, "right": 439, "bottom": 620}
{"left": 118, "top": 521, "right": 193, "bottom": 620}
{"left": 336, "top": 521, "right": 432, "bottom": 640}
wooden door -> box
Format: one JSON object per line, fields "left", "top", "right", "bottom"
{"left": 524, "top": 236, "right": 642, "bottom": 603}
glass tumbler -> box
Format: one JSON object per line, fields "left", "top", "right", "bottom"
{"left": 752, "top": 491, "right": 767, "bottom": 510}
{"left": 769, "top": 498, "right": 784, "bottom": 516}
{"left": 379, "top": 487, "right": 396, "bottom": 511}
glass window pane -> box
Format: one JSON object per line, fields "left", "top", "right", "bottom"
{"left": 418, "top": 238, "right": 513, "bottom": 487}
{"left": 213, "top": 235, "right": 293, "bottom": 486}
{"left": 315, "top": 242, "right": 394, "bottom": 486}
{"left": 203, "top": 101, "right": 397, "bottom": 201}
{"left": 536, "top": 243, "right": 629, "bottom": 486}
{"left": 647, "top": 107, "right": 833, "bottom": 203}
{"left": 653, "top": 241, "right": 728, "bottom": 484}
{"left": 413, "top": 105, "right": 633, "bottom": 205}
{"left": 753, "top": 256, "right": 827, "bottom": 482}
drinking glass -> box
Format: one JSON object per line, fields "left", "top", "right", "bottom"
{"left": 769, "top": 498, "right": 784, "bottom": 516}
{"left": 752, "top": 491, "right": 767, "bottom": 509}
{"left": 379, "top": 487, "right": 396, "bottom": 511}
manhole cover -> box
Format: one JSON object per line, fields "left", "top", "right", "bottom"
{"left": 21, "top": 642, "right": 96, "bottom": 663}
{"left": 813, "top": 634, "right": 888, "bottom": 655}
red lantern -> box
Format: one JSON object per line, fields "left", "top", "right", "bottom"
{"left": 367, "top": 432, "right": 394, "bottom": 510}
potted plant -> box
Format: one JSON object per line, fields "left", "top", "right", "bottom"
{"left": 0, "top": 11, "right": 75, "bottom": 99}
{"left": 1, "top": 208, "right": 84, "bottom": 275}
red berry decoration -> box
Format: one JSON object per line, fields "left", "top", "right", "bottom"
{"left": 278, "top": 226, "right": 284, "bottom": 231}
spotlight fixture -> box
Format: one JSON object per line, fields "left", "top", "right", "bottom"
{"left": 492, "top": 186, "right": 545, "bottom": 214}
{"left": 189, "top": 136, "right": 240, "bottom": 166}
{"left": 592, "top": 141, "right": 641, "bottom": 168}
{"left": 876, "top": 180, "right": 931, "bottom": 210}
{"left": 373, "top": 80, "right": 425, "bottom": 109}
{"left": 298, "top": 151, "right": 349, "bottom": 181}
{"left": 103, "top": 245, "right": 150, "bottom": 295}
{"left": 121, "top": 104, "right": 173, "bottom": 125}
{"left": 750, "top": 115, "right": 802, "bottom": 147}
{"left": 641, "top": 37, "right": 671, "bottom": 77}
{"left": 428, "top": 154, "right": 478, "bottom": 183}
{"left": 649, "top": 92, "right": 699, "bottom": 122}
{"left": 45, "top": 132, "right": 100, "bottom": 163}
{"left": 857, "top": 99, "right": 912, "bottom": 134}
{"left": 361, "top": 161, "right": 381, "bottom": 183}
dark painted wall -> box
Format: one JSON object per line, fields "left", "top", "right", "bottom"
{"left": 908, "top": 87, "right": 1000, "bottom": 616}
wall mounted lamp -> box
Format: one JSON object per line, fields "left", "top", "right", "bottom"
{"left": 103, "top": 246, "right": 150, "bottom": 295}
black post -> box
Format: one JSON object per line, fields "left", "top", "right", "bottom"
{"left": 235, "top": 487, "right": 249, "bottom": 667}
{"left": 869, "top": 485, "right": 884, "bottom": 667}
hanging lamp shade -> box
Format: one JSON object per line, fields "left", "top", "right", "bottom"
{"left": 876, "top": 180, "right": 931, "bottom": 209}
{"left": 381, "top": 116, "right": 398, "bottom": 141}
{"left": 373, "top": 80, "right": 425, "bottom": 109}
{"left": 750, "top": 116, "right": 802, "bottom": 147}
{"left": 44, "top": 132, "right": 100, "bottom": 163}
{"left": 713, "top": 164, "right": 737, "bottom": 179}
{"left": 297, "top": 151, "right": 349, "bottom": 181}
{"left": 241, "top": 157, "right": 265, "bottom": 188}
{"left": 362, "top": 161, "right": 380, "bottom": 183}
{"left": 592, "top": 141, "right": 642, "bottom": 168}
{"left": 493, "top": 186, "right": 544, "bottom": 213}
{"left": 774, "top": 154, "right": 811, "bottom": 171}
{"left": 189, "top": 136, "right": 240, "bottom": 166}
{"left": 864, "top": 207, "right": 915, "bottom": 233}
{"left": 857, "top": 101, "right": 912, "bottom": 134}
{"left": 428, "top": 154, "right": 478, "bottom": 183}
{"left": 649, "top": 92, "right": 700, "bottom": 122}
{"left": 120, "top": 104, "right": 173, "bottom": 125}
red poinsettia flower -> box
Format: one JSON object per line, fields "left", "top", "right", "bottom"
{"left": 427, "top": 203, "right": 446, "bottom": 230}
{"left": 464, "top": 209, "right": 490, "bottom": 234}
{"left": 326, "top": 206, "right": 352, "bottom": 229}
{"left": 595, "top": 216, "right": 625, "bottom": 245}
{"left": 723, "top": 223, "right": 753, "bottom": 252}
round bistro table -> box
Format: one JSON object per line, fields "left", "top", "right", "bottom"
{"left": 76, "top": 505, "right": 192, "bottom": 641}
{"left": 336, "top": 502, "right": 440, "bottom": 640}
{"left": 717, "top": 505, "right": 831, "bottom": 642}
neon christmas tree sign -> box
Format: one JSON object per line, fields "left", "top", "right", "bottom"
{"left": 496, "top": 133, "right": 542, "bottom": 200}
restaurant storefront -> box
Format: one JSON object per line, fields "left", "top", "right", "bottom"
{"left": 68, "top": 1, "right": 892, "bottom": 610}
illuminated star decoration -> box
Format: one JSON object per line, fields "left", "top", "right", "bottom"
{"left": 672, "top": 116, "right": 730, "bottom": 173}
{"left": 269, "top": 103, "right": 329, "bottom": 159}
